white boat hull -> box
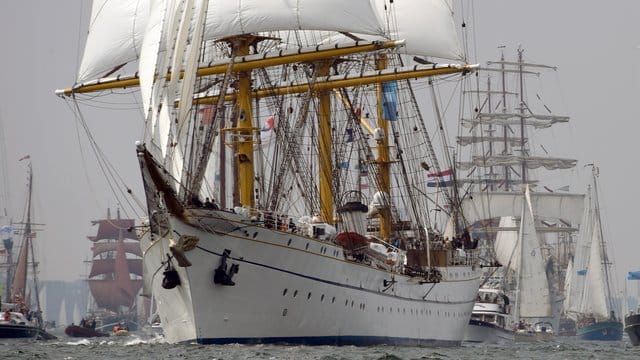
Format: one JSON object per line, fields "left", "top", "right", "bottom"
{"left": 464, "top": 319, "right": 515, "bottom": 343}
{"left": 141, "top": 209, "right": 481, "bottom": 345}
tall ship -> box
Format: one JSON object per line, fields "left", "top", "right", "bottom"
{"left": 563, "top": 166, "right": 622, "bottom": 341}
{"left": 85, "top": 209, "right": 143, "bottom": 332}
{"left": 0, "top": 159, "right": 55, "bottom": 340}
{"left": 459, "top": 48, "right": 584, "bottom": 342}
{"left": 56, "top": 1, "right": 484, "bottom": 345}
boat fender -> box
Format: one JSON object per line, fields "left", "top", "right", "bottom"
{"left": 213, "top": 249, "right": 237, "bottom": 286}
{"left": 162, "top": 260, "right": 181, "bottom": 289}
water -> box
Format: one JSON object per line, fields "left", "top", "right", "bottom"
{"left": 1, "top": 334, "right": 638, "bottom": 360}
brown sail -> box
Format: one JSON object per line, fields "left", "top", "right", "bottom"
{"left": 87, "top": 209, "right": 142, "bottom": 313}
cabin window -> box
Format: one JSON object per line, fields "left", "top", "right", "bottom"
{"left": 287, "top": 239, "right": 292, "bottom": 246}
{"left": 293, "top": 290, "right": 298, "bottom": 298}
{"left": 282, "top": 289, "right": 288, "bottom": 296}
{"left": 305, "top": 243, "right": 309, "bottom": 250}
{"left": 307, "top": 292, "right": 312, "bottom": 300}
{"left": 282, "top": 309, "right": 288, "bottom": 316}
{"left": 331, "top": 296, "right": 336, "bottom": 303}
{"left": 321, "top": 294, "right": 325, "bottom": 302}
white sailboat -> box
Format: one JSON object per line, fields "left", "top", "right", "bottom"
{"left": 563, "top": 165, "right": 622, "bottom": 341}
{"left": 56, "top": 0, "right": 483, "bottom": 345}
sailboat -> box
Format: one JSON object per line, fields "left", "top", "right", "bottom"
{"left": 0, "top": 159, "right": 56, "bottom": 340}
{"left": 563, "top": 166, "right": 622, "bottom": 341}
{"left": 459, "top": 48, "right": 584, "bottom": 342}
{"left": 56, "top": 0, "right": 484, "bottom": 345}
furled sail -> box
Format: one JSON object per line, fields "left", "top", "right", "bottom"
{"left": 518, "top": 186, "right": 552, "bottom": 318}
{"left": 461, "top": 113, "right": 569, "bottom": 129}
{"left": 456, "top": 135, "right": 525, "bottom": 147}
{"left": 457, "top": 155, "right": 577, "bottom": 171}
{"left": 461, "top": 191, "right": 585, "bottom": 225}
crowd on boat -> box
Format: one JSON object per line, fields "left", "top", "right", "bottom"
{"left": 1, "top": 296, "right": 43, "bottom": 327}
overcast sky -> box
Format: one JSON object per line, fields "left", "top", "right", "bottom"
{"left": 0, "top": 1, "right": 638, "bottom": 299}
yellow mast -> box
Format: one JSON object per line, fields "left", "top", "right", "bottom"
{"left": 375, "top": 54, "right": 392, "bottom": 240}
{"left": 316, "top": 60, "right": 333, "bottom": 224}
{"left": 232, "top": 36, "right": 255, "bottom": 210}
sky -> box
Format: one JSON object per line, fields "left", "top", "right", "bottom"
{"left": 0, "top": 1, "right": 638, "bottom": 298}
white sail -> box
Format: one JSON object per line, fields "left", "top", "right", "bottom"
{"left": 563, "top": 258, "right": 575, "bottom": 315}
{"left": 58, "top": 297, "right": 68, "bottom": 326}
{"left": 77, "top": 0, "right": 386, "bottom": 83}
{"left": 518, "top": 186, "right": 552, "bottom": 318}
{"left": 77, "top": 0, "right": 151, "bottom": 82}
{"left": 462, "top": 191, "right": 584, "bottom": 225}
{"left": 493, "top": 216, "right": 519, "bottom": 272}
{"left": 581, "top": 210, "right": 609, "bottom": 319}
{"left": 375, "top": 0, "right": 463, "bottom": 60}
{"left": 565, "top": 170, "right": 616, "bottom": 322}
{"left": 563, "top": 190, "right": 592, "bottom": 319}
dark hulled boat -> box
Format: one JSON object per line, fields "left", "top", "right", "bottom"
{"left": 625, "top": 310, "right": 640, "bottom": 345}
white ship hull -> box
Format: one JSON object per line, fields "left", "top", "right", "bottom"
{"left": 141, "top": 208, "right": 481, "bottom": 345}
{"left": 137, "top": 147, "right": 482, "bottom": 345}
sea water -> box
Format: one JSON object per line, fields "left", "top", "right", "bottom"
{"left": 1, "top": 333, "right": 638, "bottom": 359}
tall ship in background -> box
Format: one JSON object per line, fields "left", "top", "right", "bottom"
{"left": 459, "top": 48, "right": 584, "bottom": 342}
{"left": 57, "top": 1, "right": 484, "bottom": 345}
{"left": 85, "top": 209, "right": 143, "bottom": 332}
{"left": 563, "top": 166, "right": 622, "bottom": 341}
{"left": 0, "top": 159, "right": 55, "bottom": 339}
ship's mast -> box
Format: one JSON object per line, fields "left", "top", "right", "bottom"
{"left": 375, "top": 54, "right": 392, "bottom": 239}
{"left": 591, "top": 166, "right": 616, "bottom": 314}
{"left": 317, "top": 60, "right": 334, "bottom": 224}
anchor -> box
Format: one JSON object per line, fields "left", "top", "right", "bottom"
{"left": 213, "top": 249, "right": 239, "bottom": 286}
